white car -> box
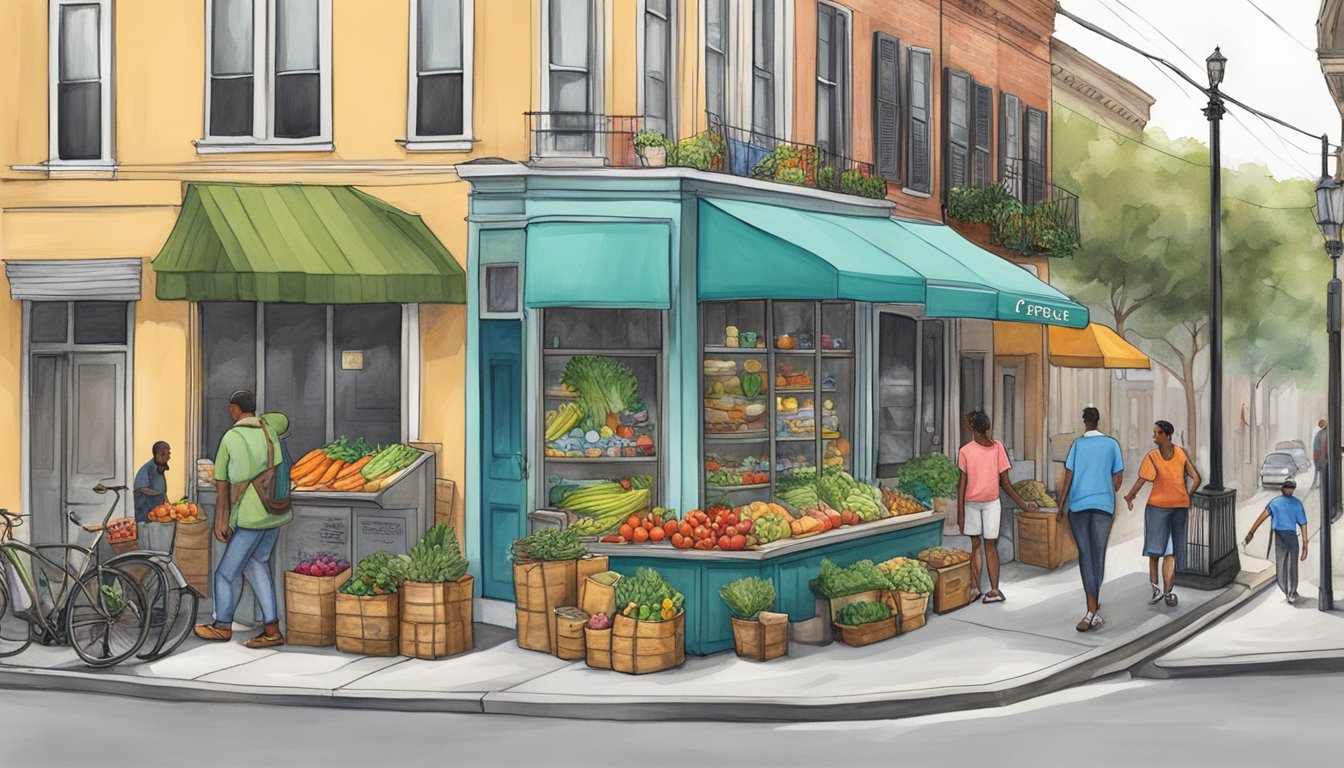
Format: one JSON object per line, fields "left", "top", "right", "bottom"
{"left": 1274, "top": 440, "right": 1312, "bottom": 474}
{"left": 1259, "top": 451, "right": 1298, "bottom": 488}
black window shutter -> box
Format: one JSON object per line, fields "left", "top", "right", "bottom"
{"left": 873, "top": 32, "right": 900, "bottom": 180}
{"left": 943, "top": 68, "right": 971, "bottom": 197}
{"left": 906, "top": 48, "right": 932, "bottom": 194}
{"left": 999, "top": 92, "right": 1022, "bottom": 198}
{"left": 1025, "top": 106, "right": 1047, "bottom": 203}
{"left": 972, "top": 82, "right": 992, "bottom": 186}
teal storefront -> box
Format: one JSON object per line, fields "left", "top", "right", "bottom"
{"left": 458, "top": 164, "right": 1088, "bottom": 655}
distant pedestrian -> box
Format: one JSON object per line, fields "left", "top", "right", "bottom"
{"left": 1057, "top": 407, "right": 1125, "bottom": 633}
{"left": 1123, "top": 421, "right": 1200, "bottom": 608}
{"left": 1312, "top": 419, "right": 1327, "bottom": 492}
{"left": 957, "top": 410, "right": 1038, "bottom": 604}
{"left": 1244, "top": 479, "right": 1309, "bottom": 604}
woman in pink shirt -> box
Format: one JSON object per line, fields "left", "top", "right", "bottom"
{"left": 958, "top": 410, "right": 1038, "bottom": 603}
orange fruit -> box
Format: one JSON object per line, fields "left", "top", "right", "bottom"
{"left": 649, "top": 527, "right": 666, "bottom": 542}
{"left": 631, "top": 527, "right": 649, "bottom": 543}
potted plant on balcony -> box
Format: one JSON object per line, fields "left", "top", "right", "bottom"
{"left": 632, "top": 129, "right": 671, "bottom": 168}
{"left": 669, "top": 130, "right": 726, "bottom": 172}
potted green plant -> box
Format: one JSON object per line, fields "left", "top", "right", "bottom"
{"left": 400, "top": 524, "right": 472, "bottom": 659}
{"left": 632, "top": 129, "right": 671, "bottom": 167}
{"left": 669, "top": 130, "right": 726, "bottom": 171}
{"left": 720, "top": 576, "right": 788, "bottom": 661}
{"left": 889, "top": 560, "right": 935, "bottom": 632}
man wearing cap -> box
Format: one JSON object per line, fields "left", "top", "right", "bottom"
{"left": 1244, "top": 479, "right": 1309, "bottom": 603}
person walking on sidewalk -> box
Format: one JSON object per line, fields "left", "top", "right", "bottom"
{"left": 194, "top": 390, "right": 293, "bottom": 648}
{"left": 1056, "top": 407, "right": 1124, "bottom": 633}
{"left": 1312, "top": 419, "right": 1327, "bottom": 492}
{"left": 1244, "top": 479, "right": 1309, "bottom": 604}
{"left": 1122, "top": 420, "right": 1200, "bottom": 608}
{"left": 957, "top": 410, "right": 1038, "bottom": 604}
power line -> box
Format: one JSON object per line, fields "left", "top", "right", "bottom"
{"left": 1241, "top": 0, "right": 1315, "bottom": 53}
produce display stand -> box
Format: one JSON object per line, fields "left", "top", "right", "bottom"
{"left": 585, "top": 512, "right": 944, "bottom": 655}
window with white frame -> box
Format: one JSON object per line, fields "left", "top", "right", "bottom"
{"left": 750, "top": 0, "right": 778, "bottom": 137}
{"left": 542, "top": 0, "right": 599, "bottom": 155}
{"left": 815, "top": 3, "right": 849, "bottom": 158}
{"left": 643, "top": 0, "right": 673, "bottom": 136}
{"left": 705, "top": 0, "right": 729, "bottom": 124}
{"left": 203, "top": 0, "right": 332, "bottom": 149}
{"left": 408, "top": 0, "right": 473, "bottom": 146}
{"left": 50, "top": 0, "right": 113, "bottom": 164}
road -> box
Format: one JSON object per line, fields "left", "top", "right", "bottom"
{"left": 5, "top": 673, "right": 1343, "bottom": 767}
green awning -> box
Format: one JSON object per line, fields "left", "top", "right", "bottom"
{"left": 524, "top": 221, "right": 671, "bottom": 309}
{"left": 697, "top": 198, "right": 1088, "bottom": 329}
{"left": 152, "top": 183, "right": 465, "bottom": 304}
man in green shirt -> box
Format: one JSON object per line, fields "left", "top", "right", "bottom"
{"left": 194, "top": 390, "right": 292, "bottom": 648}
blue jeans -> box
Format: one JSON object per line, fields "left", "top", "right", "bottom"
{"left": 212, "top": 527, "right": 280, "bottom": 624}
{"left": 1069, "top": 509, "right": 1114, "bottom": 601}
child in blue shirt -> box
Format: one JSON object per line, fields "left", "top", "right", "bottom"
{"left": 1244, "top": 479, "right": 1309, "bottom": 603}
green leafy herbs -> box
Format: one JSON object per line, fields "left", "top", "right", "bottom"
{"left": 324, "top": 435, "right": 378, "bottom": 462}
{"left": 719, "top": 576, "right": 776, "bottom": 620}
{"left": 509, "top": 528, "right": 589, "bottom": 563}
{"left": 339, "top": 551, "right": 411, "bottom": 596}
{"left": 615, "top": 567, "right": 685, "bottom": 623}
{"left": 559, "top": 356, "right": 646, "bottom": 431}
{"left": 406, "top": 524, "right": 469, "bottom": 583}
{"left": 810, "top": 559, "right": 896, "bottom": 598}
{"left": 890, "top": 561, "right": 935, "bottom": 594}
{"left": 896, "top": 453, "right": 960, "bottom": 499}
{"left": 836, "top": 600, "right": 892, "bottom": 626}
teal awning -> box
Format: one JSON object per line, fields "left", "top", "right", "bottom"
{"left": 696, "top": 198, "right": 1088, "bottom": 328}
{"left": 524, "top": 221, "right": 671, "bottom": 309}
{"left": 152, "top": 183, "right": 465, "bottom": 304}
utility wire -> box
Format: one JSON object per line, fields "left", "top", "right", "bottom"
{"left": 1241, "top": 0, "right": 1316, "bottom": 53}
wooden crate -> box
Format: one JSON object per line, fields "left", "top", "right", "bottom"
{"left": 285, "top": 568, "right": 351, "bottom": 647}
{"left": 1015, "top": 509, "right": 1078, "bottom": 570}
{"left": 335, "top": 592, "right": 399, "bottom": 656}
{"left": 833, "top": 617, "right": 898, "bottom": 647}
{"left": 826, "top": 589, "right": 885, "bottom": 622}
{"left": 931, "top": 560, "right": 974, "bottom": 614}
{"left": 399, "top": 575, "right": 474, "bottom": 659}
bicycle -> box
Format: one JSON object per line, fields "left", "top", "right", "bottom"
{"left": 0, "top": 484, "right": 153, "bottom": 667}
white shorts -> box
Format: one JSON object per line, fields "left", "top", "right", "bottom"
{"left": 963, "top": 499, "right": 1002, "bottom": 539}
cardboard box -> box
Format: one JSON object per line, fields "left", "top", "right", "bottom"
{"left": 1015, "top": 508, "right": 1078, "bottom": 570}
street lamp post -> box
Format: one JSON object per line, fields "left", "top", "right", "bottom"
{"left": 1179, "top": 47, "right": 1240, "bottom": 590}
{"left": 1313, "top": 165, "right": 1342, "bottom": 611}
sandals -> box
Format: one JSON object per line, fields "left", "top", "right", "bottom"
{"left": 1076, "top": 612, "right": 1095, "bottom": 632}
{"left": 1149, "top": 583, "right": 1164, "bottom": 605}
{"left": 1164, "top": 592, "right": 1179, "bottom": 607}
{"left": 193, "top": 623, "right": 233, "bottom": 642}
{"left": 982, "top": 591, "right": 1006, "bottom": 604}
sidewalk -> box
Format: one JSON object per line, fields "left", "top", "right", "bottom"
{"left": 0, "top": 521, "right": 1275, "bottom": 722}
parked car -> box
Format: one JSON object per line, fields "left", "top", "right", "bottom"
{"left": 1260, "top": 451, "right": 1298, "bottom": 488}
{"left": 1274, "top": 440, "right": 1312, "bottom": 473}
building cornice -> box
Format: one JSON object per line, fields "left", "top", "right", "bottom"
{"left": 1051, "top": 37, "right": 1155, "bottom": 133}
{"left": 948, "top": 0, "right": 1054, "bottom": 46}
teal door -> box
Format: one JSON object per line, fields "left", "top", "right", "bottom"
{"left": 480, "top": 320, "right": 526, "bottom": 600}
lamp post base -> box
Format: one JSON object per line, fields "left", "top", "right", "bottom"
{"left": 1176, "top": 487, "right": 1240, "bottom": 590}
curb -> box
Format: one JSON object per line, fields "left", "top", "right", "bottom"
{"left": 0, "top": 568, "right": 1276, "bottom": 722}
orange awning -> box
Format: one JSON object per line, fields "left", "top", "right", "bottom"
{"left": 993, "top": 321, "right": 1042, "bottom": 356}
{"left": 1048, "top": 323, "right": 1150, "bottom": 369}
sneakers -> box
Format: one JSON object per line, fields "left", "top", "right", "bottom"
{"left": 1149, "top": 583, "right": 1164, "bottom": 605}
{"left": 1090, "top": 613, "right": 1105, "bottom": 630}
{"left": 1164, "top": 592, "right": 1179, "bottom": 607}
{"left": 1287, "top": 591, "right": 1298, "bottom": 604}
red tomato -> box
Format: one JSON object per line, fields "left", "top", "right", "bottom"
{"left": 730, "top": 534, "right": 746, "bottom": 550}
{"left": 619, "top": 524, "right": 634, "bottom": 539}
{"left": 649, "top": 527, "right": 666, "bottom": 542}
{"left": 643, "top": 519, "right": 655, "bottom": 531}
{"left": 724, "top": 526, "right": 738, "bottom": 537}
{"left": 632, "top": 527, "right": 650, "bottom": 543}
{"left": 696, "top": 539, "right": 714, "bottom": 550}
{"left": 679, "top": 521, "right": 694, "bottom": 537}
{"left": 693, "top": 525, "right": 710, "bottom": 540}
{"left": 626, "top": 515, "right": 642, "bottom": 529}
{"left": 737, "top": 518, "right": 753, "bottom": 534}
{"left": 718, "top": 535, "right": 731, "bottom": 550}
{"left": 664, "top": 520, "right": 679, "bottom": 537}
{"left": 725, "top": 513, "right": 739, "bottom": 528}
{"left": 671, "top": 533, "right": 685, "bottom": 548}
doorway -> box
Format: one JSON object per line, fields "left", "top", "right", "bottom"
{"left": 25, "top": 301, "right": 131, "bottom": 544}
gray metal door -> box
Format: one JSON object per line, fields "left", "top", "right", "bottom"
{"left": 28, "top": 354, "right": 66, "bottom": 545}
{"left": 64, "top": 352, "right": 126, "bottom": 541}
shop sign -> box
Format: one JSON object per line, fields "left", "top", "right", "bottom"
{"left": 284, "top": 509, "right": 352, "bottom": 569}
{"left": 1011, "top": 298, "right": 1071, "bottom": 324}
{"left": 356, "top": 515, "right": 408, "bottom": 560}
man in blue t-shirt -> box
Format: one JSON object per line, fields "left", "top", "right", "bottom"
{"left": 1057, "top": 407, "right": 1125, "bottom": 633}
{"left": 132, "top": 441, "right": 171, "bottom": 523}
{"left": 1245, "top": 479, "right": 1309, "bottom": 603}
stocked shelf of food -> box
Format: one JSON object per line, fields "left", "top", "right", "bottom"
{"left": 542, "top": 355, "right": 657, "bottom": 461}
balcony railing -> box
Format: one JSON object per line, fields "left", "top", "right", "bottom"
{"left": 707, "top": 113, "right": 887, "bottom": 199}
{"left": 947, "top": 159, "right": 1081, "bottom": 258}
{"left": 526, "top": 112, "right": 643, "bottom": 166}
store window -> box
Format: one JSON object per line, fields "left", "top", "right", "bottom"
{"left": 541, "top": 308, "right": 663, "bottom": 513}
{"left": 705, "top": 0, "right": 729, "bottom": 124}
{"left": 199, "top": 303, "right": 403, "bottom": 458}
{"left": 701, "top": 300, "right": 854, "bottom": 506}
{"left": 408, "top": 0, "right": 473, "bottom": 146}
{"left": 815, "top": 3, "right": 850, "bottom": 158}
{"left": 51, "top": 0, "right": 113, "bottom": 164}
{"left": 483, "top": 263, "right": 521, "bottom": 315}
{"left": 203, "top": 0, "right": 333, "bottom": 150}
{"left": 643, "top": 0, "right": 674, "bottom": 136}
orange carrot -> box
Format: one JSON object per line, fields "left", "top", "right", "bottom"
{"left": 334, "top": 456, "right": 372, "bottom": 480}
{"left": 291, "top": 449, "right": 327, "bottom": 476}
{"left": 316, "top": 460, "right": 346, "bottom": 486}
{"left": 296, "top": 458, "right": 333, "bottom": 486}
{"left": 330, "top": 474, "right": 366, "bottom": 492}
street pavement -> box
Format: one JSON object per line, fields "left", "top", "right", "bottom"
{"left": 4, "top": 673, "right": 1343, "bottom": 767}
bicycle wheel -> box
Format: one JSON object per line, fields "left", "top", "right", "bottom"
{"left": 113, "top": 555, "right": 198, "bottom": 660}
{"left": 65, "top": 566, "right": 150, "bottom": 668}
{"left": 0, "top": 580, "right": 34, "bottom": 658}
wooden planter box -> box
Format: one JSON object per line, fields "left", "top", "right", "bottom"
{"left": 585, "top": 626, "right": 613, "bottom": 670}
{"left": 931, "top": 560, "right": 974, "bottom": 614}
{"left": 335, "top": 592, "right": 400, "bottom": 656}
{"left": 611, "top": 611, "right": 685, "bottom": 675}
{"left": 173, "top": 519, "right": 211, "bottom": 596}
{"left": 731, "top": 612, "right": 789, "bottom": 661}
{"left": 513, "top": 559, "right": 578, "bottom": 654}
{"left": 833, "top": 617, "right": 898, "bottom": 647}
{"left": 895, "top": 591, "right": 931, "bottom": 632}
{"left": 399, "top": 575, "right": 473, "bottom": 659}
{"left": 285, "top": 568, "right": 352, "bottom": 647}
{"left": 1015, "top": 509, "right": 1078, "bottom": 570}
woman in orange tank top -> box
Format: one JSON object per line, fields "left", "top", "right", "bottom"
{"left": 1123, "top": 420, "right": 1201, "bottom": 607}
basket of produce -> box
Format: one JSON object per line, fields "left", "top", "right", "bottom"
{"left": 882, "top": 487, "right": 928, "bottom": 517}
{"left": 336, "top": 551, "right": 409, "bottom": 656}
{"left": 833, "top": 601, "right": 898, "bottom": 647}
{"left": 399, "top": 525, "right": 472, "bottom": 659}
{"left": 896, "top": 453, "right": 959, "bottom": 513}
{"left": 888, "top": 560, "right": 935, "bottom": 632}
{"left": 812, "top": 558, "right": 897, "bottom": 619}
{"left": 285, "top": 553, "right": 352, "bottom": 647}
{"left": 510, "top": 529, "right": 587, "bottom": 654}
{"left": 917, "top": 546, "right": 972, "bottom": 569}
{"left": 1012, "top": 479, "right": 1058, "bottom": 510}
{"left": 554, "top": 606, "right": 590, "bottom": 661}
{"left": 612, "top": 568, "right": 686, "bottom": 675}
{"left": 721, "top": 576, "right": 788, "bottom": 661}
{"left": 106, "top": 517, "right": 138, "bottom": 555}
{"left": 585, "top": 612, "right": 614, "bottom": 670}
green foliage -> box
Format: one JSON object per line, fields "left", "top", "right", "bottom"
{"left": 509, "top": 528, "right": 588, "bottom": 562}
{"left": 407, "top": 524, "right": 468, "bottom": 583}
{"left": 810, "top": 559, "right": 896, "bottom": 598}
{"left": 719, "top": 576, "right": 776, "bottom": 620}
{"left": 948, "top": 184, "right": 1077, "bottom": 257}
{"left": 818, "top": 467, "right": 859, "bottom": 510}
{"left": 836, "top": 600, "right": 892, "bottom": 626}
{"left": 896, "top": 453, "right": 960, "bottom": 498}
{"left": 669, "top": 130, "right": 726, "bottom": 171}
{"left": 947, "top": 184, "right": 1019, "bottom": 224}
{"left": 615, "top": 567, "right": 685, "bottom": 622}
{"left": 339, "top": 551, "right": 411, "bottom": 595}
{"left": 842, "top": 169, "right": 888, "bottom": 199}
{"left": 559, "top": 355, "right": 645, "bottom": 430}
{"left": 890, "top": 561, "right": 935, "bottom": 594}
{"left": 632, "top": 129, "right": 671, "bottom": 150}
